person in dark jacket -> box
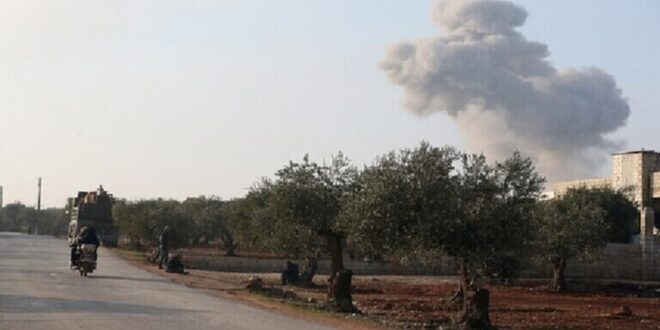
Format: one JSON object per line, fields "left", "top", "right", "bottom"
{"left": 166, "top": 253, "right": 187, "bottom": 274}
{"left": 158, "top": 226, "right": 170, "bottom": 269}
{"left": 78, "top": 227, "right": 101, "bottom": 246}
{"left": 70, "top": 227, "right": 100, "bottom": 267}
{"left": 70, "top": 227, "right": 87, "bottom": 267}
{"left": 281, "top": 261, "right": 299, "bottom": 285}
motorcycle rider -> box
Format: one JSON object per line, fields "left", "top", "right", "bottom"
{"left": 70, "top": 226, "right": 101, "bottom": 268}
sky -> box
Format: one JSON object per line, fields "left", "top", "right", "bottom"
{"left": 0, "top": 0, "right": 658, "bottom": 208}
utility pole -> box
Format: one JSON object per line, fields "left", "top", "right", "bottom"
{"left": 37, "top": 177, "right": 42, "bottom": 210}
{"left": 35, "top": 178, "right": 42, "bottom": 235}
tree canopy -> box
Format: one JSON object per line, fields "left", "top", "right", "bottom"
{"left": 0, "top": 203, "right": 67, "bottom": 236}
{"left": 343, "top": 142, "right": 545, "bottom": 327}
{"left": 535, "top": 187, "right": 609, "bottom": 291}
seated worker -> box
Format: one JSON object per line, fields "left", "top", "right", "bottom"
{"left": 281, "top": 261, "right": 299, "bottom": 285}
{"left": 165, "top": 253, "right": 187, "bottom": 274}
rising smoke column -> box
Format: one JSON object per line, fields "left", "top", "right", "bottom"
{"left": 380, "top": 0, "right": 630, "bottom": 182}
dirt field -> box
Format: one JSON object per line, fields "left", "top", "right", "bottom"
{"left": 352, "top": 277, "right": 660, "bottom": 329}
{"left": 114, "top": 249, "right": 660, "bottom": 329}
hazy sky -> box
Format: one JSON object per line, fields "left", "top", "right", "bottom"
{"left": 0, "top": 0, "right": 658, "bottom": 207}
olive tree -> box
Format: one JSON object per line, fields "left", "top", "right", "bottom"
{"left": 0, "top": 203, "right": 26, "bottom": 232}
{"left": 483, "top": 151, "right": 546, "bottom": 282}
{"left": 535, "top": 187, "right": 611, "bottom": 291}
{"left": 344, "top": 143, "right": 543, "bottom": 329}
{"left": 0, "top": 203, "right": 66, "bottom": 235}
{"left": 114, "top": 199, "right": 190, "bottom": 250}
{"left": 182, "top": 196, "right": 236, "bottom": 255}
{"left": 265, "top": 152, "right": 358, "bottom": 311}
{"left": 587, "top": 187, "right": 639, "bottom": 243}
{"left": 443, "top": 152, "right": 542, "bottom": 328}
{"left": 224, "top": 183, "right": 280, "bottom": 253}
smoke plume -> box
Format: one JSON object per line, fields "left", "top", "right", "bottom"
{"left": 380, "top": 0, "right": 630, "bottom": 182}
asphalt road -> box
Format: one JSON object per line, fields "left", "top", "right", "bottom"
{"left": 0, "top": 232, "right": 336, "bottom": 330}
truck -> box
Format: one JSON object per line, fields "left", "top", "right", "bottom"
{"left": 67, "top": 185, "right": 119, "bottom": 247}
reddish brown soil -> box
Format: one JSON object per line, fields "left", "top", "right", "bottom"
{"left": 352, "top": 278, "right": 660, "bottom": 329}
{"left": 114, "top": 248, "right": 660, "bottom": 329}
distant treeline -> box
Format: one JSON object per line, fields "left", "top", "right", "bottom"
{"left": 0, "top": 203, "right": 67, "bottom": 236}
{"left": 112, "top": 142, "right": 640, "bottom": 260}
{"left": 113, "top": 197, "right": 236, "bottom": 255}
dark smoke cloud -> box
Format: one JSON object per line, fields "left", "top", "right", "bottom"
{"left": 380, "top": 0, "right": 630, "bottom": 182}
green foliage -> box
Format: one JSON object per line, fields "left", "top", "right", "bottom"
{"left": 585, "top": 187, "right": 639, "bottom": 243}
{"left": 485, "top": 151, "right": 547, "bottom": 280}
{"left": 113, "top": 196, "right": 239, "bottom": 253}
{"left": 113, "top": 199, "right": 190, "bottom": 249}
{"left": 342, "top": 142, "right": 459, "bottom": 259}
{"left": 0, "top": 203, "right": 26, "bottom": 232}
{"left": 344, "top": 143, "right": 545, "bottom": 283}
{"left": 0, "top": 203, "right": 67, "bottom": 236}
{"left": 223, "top": 182, "right": 275, "bottom": 252}
{"left": 182, "top": 195, "right": 237, "bottom": 254}
{"left": 270, "top": 153, "right": 356, "bottom": 234}
{"left": 182, "top": 196, "right": 225, "bottom": 245}
{"left": 438, "top": 151, "right": 544, "bottom": 282}
{"left": 535, "top": 187, "right": 609, "bottom": 263}
{"left": 252, "top": 152, "right": 357, "bottom": 261}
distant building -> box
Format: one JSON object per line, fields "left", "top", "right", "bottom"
{"left": 552, "top": 150, "right": 660, "bottom": 280}
{"left": 553, "top": 150, "right": 660, "bottom": 239}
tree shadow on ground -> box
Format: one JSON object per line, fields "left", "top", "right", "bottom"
{"left": 0, "top": 294, "right": 209, "bottom": 315}
{"left": 0, "top": 232, "right": 37, "bottom": 239}
{"left": 91, "top": 275, "right": 170, "bottom": 283}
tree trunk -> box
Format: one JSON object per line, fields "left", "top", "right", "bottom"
{"left": 297, "top": 255, "right": 318, "bottom": 287}
{"left": 462, "top": 289, "right": 494, "bottom": 330}
{"left": 450, "top": 259, "right": 464, "bottom": 305}
{"left": 325, "top": 233, "right": 345, "bottom": 300}
{"left": 330, "top": 269, "right": 359, "bottom": 313}
{"left": 450, "top": 284, "right": 464, "bottom": 306}
{"left": 131, "top": 236, "right": 142, "bottom": 251}
{"left": 220, "top": 230, "right": 236, "bottom": 256}
{"left": 458, "top": 263, "right": 495, "bottom": 330}
{"left": 551, "top": 256, "right": 567, "bottom": 292}
{"left": 191, "top": 235, "right": 201, "bottom": 247}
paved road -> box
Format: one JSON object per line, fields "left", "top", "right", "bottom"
{"left": 0, "top": 232, "right": 335, "bottom": 330}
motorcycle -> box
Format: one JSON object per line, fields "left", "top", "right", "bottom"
{"left": 75, "top": 244, "right": 98, "bottom": 276}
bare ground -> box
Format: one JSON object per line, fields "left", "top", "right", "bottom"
{"left": 113, "top": 248, "right": 660, "bottom": 329}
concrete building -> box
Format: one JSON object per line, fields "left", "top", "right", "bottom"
{"left": 553, "top": 150, "right": 660, "bottom": 280}
{"left": 554, "top": 150, "right": 660, "bottom": 236}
